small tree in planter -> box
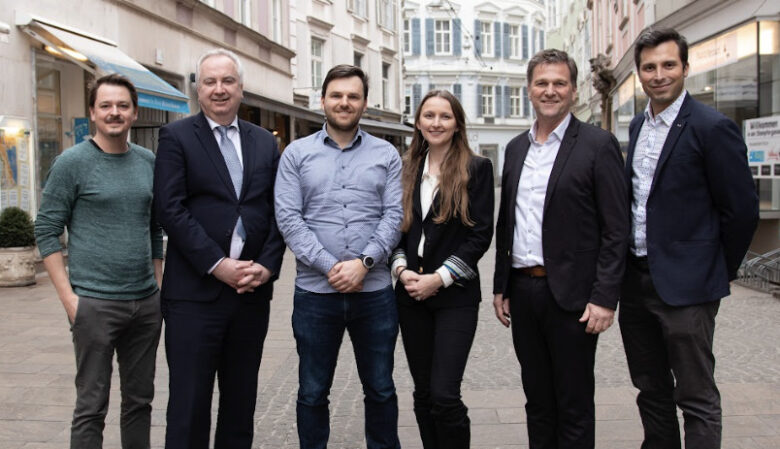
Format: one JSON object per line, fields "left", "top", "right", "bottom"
{"left": 0, "top": 207, "right": 36, "bottom": 286}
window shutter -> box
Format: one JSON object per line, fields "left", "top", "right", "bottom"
{"left": 474, "top": 20, "right": 481, "bottom": 57}
{"left": 426, "top": 18, "right": 434, "bottom": 56}
{"left": 503, "top": 23, "right": 511, "bottom": 59}
{"left": 522, "top": 25, "right": 529, "bottom": 59}
{"left": 494, "top": 22, "right": 502, "bottom": 58}
{"left": 453, "top": 18, "right": 462, "bottom": 56}
{"left": 540, "top": 29, "right": 545, "bottom": 50}
{"left": 453, "top": 83, "right": 462, "bottom": 102}
{"left": 412, "top": 18, "right": 421, "bottom": 56}
{"left": 476, "top": 84, "right": 482, "bottom": 118}
{"left": 495, "top": 85, "right": 503, "bottom": 118}
{"left": 504, "top": 85, "right": 511, "bottom": 117}
{"left": 413, "top": 84, "right": 422, "bottom": 114}
{"left": 522, "top": 86, "right": 530, "bottom": 118}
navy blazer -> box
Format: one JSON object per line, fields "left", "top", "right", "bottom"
{"left": 494, "top": 116, "right": 629, "bottom": 311}
{"left": 395, "top": 155, "right": 494, "bottom": 308}
{"left": 625, "top": 95, "right": 759, "bottom": 306}
{"left": 154, "top": 112, "right": 285, "bottom": 301}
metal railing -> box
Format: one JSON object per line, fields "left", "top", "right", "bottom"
{"left": 735, "top": 249, "right": 780, "bottom": 294}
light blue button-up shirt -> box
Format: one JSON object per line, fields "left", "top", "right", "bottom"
{"left": 275, "top": 124, "right": 403, "bottom": 293}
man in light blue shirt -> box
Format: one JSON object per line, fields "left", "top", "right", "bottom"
{"left": 275, "top": 65, "right": 403, "bottom": 449}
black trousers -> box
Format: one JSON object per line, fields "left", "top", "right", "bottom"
{"left": 619, "top": 260, "right": 721, "bottom": 449}
{"left": 398, "top": 301, "right": 478, "bottom": 449}
{"left": 162, "top": 290, "right": 270, "bottom": 449}
{"left": 508, "top": 272, "right": 597, "bottom": 449}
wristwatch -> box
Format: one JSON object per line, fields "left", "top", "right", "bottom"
{"left": 359, "top": 254, "right": 375, "bottom": 270}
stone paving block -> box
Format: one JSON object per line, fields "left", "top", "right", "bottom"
{"left": 596, "top": 403, "right": 641, "bottom": 421}
{"left": 723, "top": 415, "right": 778, "bottom": 438}
{"left": 0, "top": 420, "right": 66, "bottom": 442}
{"left": 471, "top": 423, "right": 527, "bottom": 445}
{"left": 496, "top": 407, "right": 526, "bottom": 424}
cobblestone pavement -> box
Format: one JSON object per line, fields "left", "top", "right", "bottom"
{"left": 1, "top": 243, "right": 779, "bottom": 448}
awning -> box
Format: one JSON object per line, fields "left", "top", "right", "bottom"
{"left": 19, "top": 16, "right": 190, "bottom": 114}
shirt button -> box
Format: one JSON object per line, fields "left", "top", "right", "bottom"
{"left": 343, "top": 204, "right": 347, "bottom": 208}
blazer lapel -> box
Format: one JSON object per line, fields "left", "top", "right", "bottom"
{"left": 412, "top": 158, "right": 425, "bottom": 221}
{"left": 238, "top": 120, "right": 255, "bottom": 200}
{"left": 194, "top": 113, "right": 235, "bottom": 197}
{"left": 648, "top": 96, "right": 691, "bottom": 198}
{"left": 543, "top": 116, "right": 578, "bottom": 217}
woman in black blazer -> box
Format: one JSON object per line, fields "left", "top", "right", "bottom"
{"left": 391, "top": 90, "right": 494, "bottom": 449}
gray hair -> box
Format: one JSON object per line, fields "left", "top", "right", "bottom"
{"left": 196, "top": 48, "right": 244, "bottom": 85}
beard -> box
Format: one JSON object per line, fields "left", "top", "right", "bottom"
{"left": 325, "top": 110, "right": 361, "bottom": 133}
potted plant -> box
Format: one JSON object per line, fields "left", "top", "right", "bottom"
{"left": 0, "top": 206, "right": 36, "bottom": 287}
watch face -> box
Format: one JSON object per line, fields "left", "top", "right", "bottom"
{"left": 363, "top": 256, "right": 374, "bottom": 268}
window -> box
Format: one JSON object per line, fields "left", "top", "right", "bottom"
{"left": 510, "top": 87, "right": 521, "bottom": 117}
{"left": 311, "top": 38, "right": 324, "bottom": 90}
{"left": 272, "top": 0, "right": 282, "bottom": 42}
{"left": 404, "top": 87, "right": 411, "bottom": 115}
{"left": 354, "top": 52, "right": 363, "bottom": 68}
{"left": 403, "top": 19, "right": 411, "bottom": 54}
{"left": 239, "top": 0, "right": 251, "bottom": 27}
{"left": 434, "top": 19, "right": 452, "bottom": 55}
{"left": 378, "top": 0, "right": 396, "bottom": 29}
{"left": 480, "top": 21, "right": 493, "bottom": 57}
{"left": 509, "top": 25, "right": 520, "bottom": 58}
{"left": 382, "top": 63, "right": 391, "bottom": 109}
{"left": 482, "top": 85, "right": 494, "bottom": 117}
{"left": 347, "top": 0, "right": 367, "bottom": 19}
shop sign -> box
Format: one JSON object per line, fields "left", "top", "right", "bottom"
{"left": 745, "top": 115, "right": 780, "bottom": 178}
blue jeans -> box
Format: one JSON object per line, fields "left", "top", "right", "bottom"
{"left": 292, "top": 285, "right": 400, "bottom": 449}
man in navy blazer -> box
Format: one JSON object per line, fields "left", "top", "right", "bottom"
{"left": 154, "top": 49, "right": 284, "bottom": 449}
{"left": 621, "top": 27, "right": 758, "bottom": 449}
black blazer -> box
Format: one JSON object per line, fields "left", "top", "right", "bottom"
{"left": 395, "top": 155, "right": 494, "bottom": 308}
{"left": 153, "top": 112, "right": 285, "bottom": 301}
{"left": 624, "top": 95, "right": 758, "bottom": 306}
{"left": 494, "top": 116, "right": 629, "bottom": 311}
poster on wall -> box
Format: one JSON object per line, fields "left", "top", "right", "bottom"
{"left": 745, "top": 115, "right": 780, "bottom": 179}
{"left": 0, "top": 128, "right": 32, "bottom": 212}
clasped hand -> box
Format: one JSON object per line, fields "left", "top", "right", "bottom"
{"left": 213, "top": 258, "right": 271, "bottom": 294}
{"left": 327, "top": 259, "right": 367, "bottom": 293}
{"left": 398, "top": 269, "right": 441, "bottom": 301}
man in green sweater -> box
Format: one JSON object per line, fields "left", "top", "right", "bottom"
{"left": 34, "top": 74, "right": 163, "bottom": 449}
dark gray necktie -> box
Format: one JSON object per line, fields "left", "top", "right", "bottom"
{"left": 216, "top": 125, "right": 246, "bottom": 239}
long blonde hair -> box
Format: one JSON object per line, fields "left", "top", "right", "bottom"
{"left": 401, "top": 90, "right": 475, "bottom": 232}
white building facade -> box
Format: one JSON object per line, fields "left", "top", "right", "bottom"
{"left": 401, "top": 0, "right": 547, "bottom": 179}
{"left": 288, "top": 0, "right": 411, "bottom": 146}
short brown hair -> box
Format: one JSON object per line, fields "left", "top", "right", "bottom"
{"left": 321, "top": 64, "right": 369, "bottom": 99}
{"left": 88, "top": 74, "right": 138, "bottom": 109}
{"left": 634, "top": 26, "right": 688, "bottom": 69}
{"left": 527, "top": 49, "right": 578, "bottom": 86}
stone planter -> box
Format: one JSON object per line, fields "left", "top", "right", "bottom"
{"left": 0, "top": 246, "right": 36, "bottom": 287}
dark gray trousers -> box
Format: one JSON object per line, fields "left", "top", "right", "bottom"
{"left": 620, "top": 262, "right": 721, "bottom": 449}
{"left": 70, "top": 291, "right": 162, "bottom": 449}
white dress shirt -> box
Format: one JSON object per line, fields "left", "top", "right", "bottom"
{"left": 630, "top": 91, "right": 686, "bottom": 256}
{"left": 512, "top": 113, "right": 572, "bottom": 268}
{"left": 204, "top": 115, "right": 245, "bottom": 268}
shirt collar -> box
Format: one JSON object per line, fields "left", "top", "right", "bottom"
{"left": 644, "top": 90, "right": 686, "bottom": 126}
{"left": 529, "top": 113, "right": 572, "bottom": 145}
{"left": 320, "top": 122, "right": 364, "bottom": 150}
{"left": 205, "top": 114, "right": 239, "bottom": 132}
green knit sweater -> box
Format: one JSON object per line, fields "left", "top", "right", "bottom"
{"left": 35, "top": 140, "right": 163, "bottom": 300}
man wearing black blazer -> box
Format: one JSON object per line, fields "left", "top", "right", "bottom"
{"left": 621, "top": 27, "right": 758, "bottom": 449}
{"left": 493, "top": 49, "right": 629, "bottom": 449}
{"left": 153, "top": 49, "right": 284, "bottom": 449}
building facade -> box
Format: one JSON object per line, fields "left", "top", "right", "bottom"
{"left": 546, "top": 0, "right": 594, "bottom": 122}
{"left": 0, "top": 0, "right": 298, "bottom": 215}
{"left": 588, "top": 0, "right": 780, "bottom": 251}
{"left": 288, "top": 0, "right": 411, "bottom": 147}
{"left": 401, "top": 0, "right": 547, "bottom": 180}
